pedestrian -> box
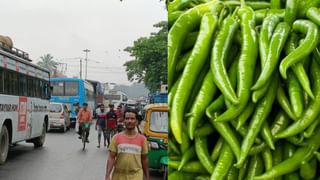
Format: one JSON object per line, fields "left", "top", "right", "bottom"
{"left": 77, "top": 102, "right": 92, "bottom": 142}
{"left": 106, "top": 104, "right": 117, "bottom": 146}
{"left": 115, "top": 105, "right": 124, "bottom": 132}
{"left": 95, "top": 104, "right": 107, "bottom": 148}
{"left": 105, "top": 108, "right": 150, "bottom": 180}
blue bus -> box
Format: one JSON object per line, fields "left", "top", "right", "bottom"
{"left": 50, "top": 77, "right": 94, "bottom": 127}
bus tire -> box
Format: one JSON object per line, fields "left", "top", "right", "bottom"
{"left": 0, "top": 125, "right": 9, "bottom": 165}
{"left": 33, "top": 122, "right": 46, "bottom": 148}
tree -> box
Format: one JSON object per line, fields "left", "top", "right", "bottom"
{"left": 124, "top": 21, "right": 167, "bottom": 92}
{"left": 37, "top": 54, "right": 58, "bottom": 75}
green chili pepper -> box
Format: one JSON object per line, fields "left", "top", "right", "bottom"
{"left": 297, "top": 0, "right": 320, "bottom": 19}
{"left": 279, "top": 20, "right": 319, "bottom": 79}
{"left": 168, "top": 0, "right": 222, "bottom": 89}
{"left": 169, "top": 160, "right": 208, "bottom": 174}
{"left": 168, "top": 75, "right": 181, "bottom": 107}
{"left": 171, "top": 12, "right": 219, "bottom": 143}
{"left": 258, "top": 14, "right": 280, "bottom": 67}
{"left": 276, "top": 83, "right": 297, "bottom": 121}
{"left": 236, "top": 101, "right": 255, "bottom": 130}
{"left": 262, "top": 148, "right": 273, "bottom": 171}
{"left": 286, "top": 135, "right": 305, "bottom": 146}
{"left": 169, "top": 135, "right": 181, "bottom": 156}
{"left": 194, "top": 122, "right": 215, "bottom": 138}
{"left": 211, "top": 137, "right": 224, "bottom": 162}
{"left": 216, "top": 6, "right": 258, "bottom": 122}
{"left": 284, "top": 0, "right": 298, "bottom": 26}
{"left": 187, "top": 70, "right": 217, "bottom": 140}
{"left": 251, "top": 79, "right": 271, "bottom": 103}
{"left": 236, "top": 74, "right": 278, "bottom": 168}
{"left": 210, "top": 143, "right": 234, "bottom": 180}
{"left": 246, "top": 155, "right": 264, "bottom": 180}
{"left": 238, "top": 159, "right": 249, "bottom": 180}
{"left": 276, "top": 59, "right": 320, "bottom": 138}
{"left": 209, "top": 113, "right": 241, "bottom": 161}
{"left": 270, "top": 0, "right": 281, "bottom": 9}
{"left": 211, "top": 15, "right": 239, "bottom": 104}
{"left": 195, "top": 136, "right": 215, "bottom": 174}
{"left": 300, "top": 159, "right": 317, "bottom": 179}
{"left": 195, "top": 175, "right": 210, "bottom": 180}
{"left": 168, "top": 0, "right": 194, "bottom": 13}
{"left": 225, "top": 166, "right": 238, "bottom": 180}
{"left": 180, "top": 125, "right": 190, "bottom": 154}
{"left": 254, "top": 127, "right": 320, "bottom": 179}
{"left": 168, "top": 170, "right": 201, "bottom": 180}
{"left": 251, "top": 22, "right": 290, "bottom": 90}
{"left": 304, "top": 115, "right": 320, "bottom": 138}
{"left": 205, "top": 95, "right": 225, "bottom": 120}
{"left": 285, "top": 32, "right": 314, "bottom": 99}
{"left": 261, "top": 121, "right": 275, "bottom": 150}
{"left": 181, "top": 32, "right": 199, "bottom": 52}
{"left": 313, "top": 46, "right": 320, "bottom": 65}
{"left": 283, "top": 142, "right": 297, "bottom": 180}
{"left": 178, "top": 145, "right": 196, "bottom": 170}
{"left": 307, "top": 7, "right": 320, "bottom": 26}
{"left": 223, "top": 1, "right": 270, "bottom": 10}
{"left": 176, "top": 51, "right": 191, "bottom": 73}
{"left": 185, "top": 64, "right": 209, "bottom": 114}
{"left": 287, "top": 70, "right": 304, "bottom": 118}
{"left": 255, "top": 9, "right": 285, "bottom": 24}
{"left": 169, "top": 10, "right": 184, "bottom": 27}
{"left": 315, "top": 151, "right": 320, "bottom": 161}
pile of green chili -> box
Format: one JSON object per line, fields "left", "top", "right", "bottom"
{"left": 168, "top": 0, "right": 320, "bottom": 179}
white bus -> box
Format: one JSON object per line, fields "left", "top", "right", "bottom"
{"left": 104, "top": 90, "right": 128, "bottom": 108}
{"left": 0, "top": 44, "right": 50, "bottom": 164}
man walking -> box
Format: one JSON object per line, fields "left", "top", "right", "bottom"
{"left": 105, "top": 109, "right": 150, "bottom": 180}
{"left": 95, "top": 104, "right": 107, "bottom": 148}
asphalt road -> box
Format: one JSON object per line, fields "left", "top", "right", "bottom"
{"left": 0, "top": 123, "right": 162, "bottom": 180}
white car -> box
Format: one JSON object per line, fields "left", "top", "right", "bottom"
{"left": 48, "top": 102, "right": 71, "bottom": 132}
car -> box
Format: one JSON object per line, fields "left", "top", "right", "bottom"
{"left": 48, "top": 102, "right": 71, "bottom": 132}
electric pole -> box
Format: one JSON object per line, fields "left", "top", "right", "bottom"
{"left": 83, "top": 49, "right": 90, "bottom": 79}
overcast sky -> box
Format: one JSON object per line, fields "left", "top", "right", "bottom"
{"left": 0, "top": 0, "right": 167, "bottom": 85}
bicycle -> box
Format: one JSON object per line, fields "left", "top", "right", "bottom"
{"left": 81, "top": 123, "right": 91, "bottom": 151}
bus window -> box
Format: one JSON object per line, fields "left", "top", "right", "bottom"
{"left": 27, "top": 77, "right": 33, "bottom": 97}
{"left": 0, "top": 68, "right": 3, "bottom": 93}
{"left": 33, "top": 79, "right": 40, "bottom": 98}
{"left": 11, "top": 71, "right": 19, "bottom": 95}
{"left": 3, "top": 69, "right": 9, "bottom": 94}
{"left": 51, "top": 81, "right": 64, "bottom": 96}
{"left": 19, "top": 74, "right": 27, "bottom": 96}
{"left": 65, "top": 81, "right": 78, "bottom": 96}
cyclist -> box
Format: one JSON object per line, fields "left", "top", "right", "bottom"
{"left": 95, "top": 104, "right": 107, "bottom": 148}
{"left": 106, "top": 104, "right": 117, "bottom": 146}
{"left": 77, "top": 102, "right": 92, "bottom": 143}
{"left": 115, "top": 105, "right": 124, "bottom": 132}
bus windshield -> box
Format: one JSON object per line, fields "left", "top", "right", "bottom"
{"left": 51, "top": 81, "right": 79, "bottom": 96}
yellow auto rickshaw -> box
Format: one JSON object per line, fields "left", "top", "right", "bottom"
{"left": 142, "top": 103, "right": 168, "bottom": 180}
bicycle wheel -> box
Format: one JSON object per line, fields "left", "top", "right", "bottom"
{"left": 82, "top": 131, "right": 86, "bottom": 151}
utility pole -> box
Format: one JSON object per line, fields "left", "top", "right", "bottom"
{"left": 83, "top": 49, "right": 90, "bottom": 80}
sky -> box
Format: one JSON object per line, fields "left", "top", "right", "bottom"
{"left": 0, "top": 0, "right": 167, "bottom": 85}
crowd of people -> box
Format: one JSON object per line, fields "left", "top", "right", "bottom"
{"left": 75, "top": 102, "right": 150, "bottom": 180}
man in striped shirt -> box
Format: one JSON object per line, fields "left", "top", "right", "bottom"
{"left": 105, "top": 108, "right": 150, "bottom": 180}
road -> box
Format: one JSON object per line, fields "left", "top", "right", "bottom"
{"left": 0, "top": 124, "right": 162, "bottom": 180}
